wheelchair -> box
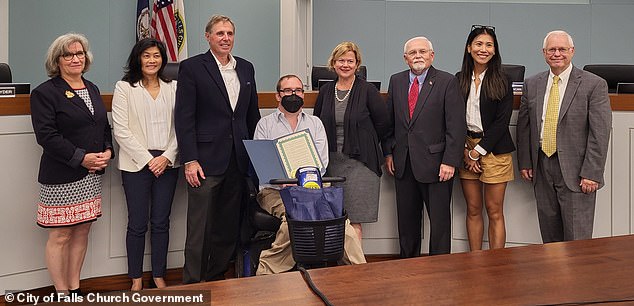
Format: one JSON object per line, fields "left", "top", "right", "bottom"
{"left": 235, "top": 169, "right": 346, "bottom": 277}
{"left": 235, "top": 178, "right": 281, "bottom": 277}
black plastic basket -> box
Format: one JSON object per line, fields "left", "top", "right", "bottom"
{"left": 287, "top": 213, "right": 347, "bottom": 265}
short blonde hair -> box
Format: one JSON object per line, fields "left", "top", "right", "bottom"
{"left": 45, "top": 33, "right": 93, "bottom": 78}
{"left": 327, "top": 41, "right": 362, "bottom": 72}
{"left": 205, "top": 14, "right": 235, "bottom": 33}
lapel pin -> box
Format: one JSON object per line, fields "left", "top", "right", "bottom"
{"left": 429, "top": 81, "right": 433, "bottom": 85}
{"left": 65, "top": 90, "right": 75, "bottom": 99}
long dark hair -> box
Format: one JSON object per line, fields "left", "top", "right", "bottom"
{"left": 458, "top": 27, "right": 507, "bottom": 101}
{"left": 122, "top": 38, "right": 171, "bottom": 86}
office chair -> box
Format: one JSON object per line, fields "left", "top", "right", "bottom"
{"left": 501, "top": 64, "right": 525, "bottom": 83}
{"left": 311, "top": 65, "right": 367, "bottom": 90}
{"left": 616, "top": 83, "right": 634, "bottom": 94}
{"left": 0, "top": 63, "right": 12, "bottom": 83}
{"left": 162, "top": 62, "right": 179, "bottom": 80}
{"left": 583, "top": 64, "right": 634, "bottom": 93}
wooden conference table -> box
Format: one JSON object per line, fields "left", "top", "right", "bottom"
{"left": 163, "top": 235, "right": 634, "bottom": 305}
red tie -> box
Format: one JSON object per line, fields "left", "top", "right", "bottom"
{"left": 408, "top": 77, "right": 420, "bottom": 119}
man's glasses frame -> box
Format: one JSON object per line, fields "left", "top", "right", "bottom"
{"left": 278, "top": 88, "right": 304, "bottom": 95}
{"left": 544, "top": 47, "right": 573, "bottom": 55}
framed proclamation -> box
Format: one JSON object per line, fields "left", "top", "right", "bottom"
{"left": 244, "top": 129, "right": 325, "bottom": 184}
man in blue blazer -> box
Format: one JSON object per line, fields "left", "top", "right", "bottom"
{"left": 175, "top": 14, "right": 260, "bottom": 283}
{"left": 383, "top": 37, "right": 466, "bottom": 257}
{"left": 517, "top": 30, "right": 611, "bottom": 242}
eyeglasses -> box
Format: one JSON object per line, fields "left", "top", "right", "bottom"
{"left": 544, "top": 47, "right": 573, "bottom": 55}
{"left": 278, "top": 88, "right": 304, "bottom": 95}
{"left": 61, "top": 51, "right": 86, "bottom": 61}
{"left": 406, "top": 49, "right": 431, "bottom": 57}
{"left": 471, "top": 25, "right": 495, "bottom": 32}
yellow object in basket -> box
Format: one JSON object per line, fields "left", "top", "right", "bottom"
{"left": 302, "top": 181, "right": 321, "bottom": 189}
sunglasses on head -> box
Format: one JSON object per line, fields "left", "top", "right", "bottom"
{"left": 471, "top": 25, "right": 495, "bottom": 32}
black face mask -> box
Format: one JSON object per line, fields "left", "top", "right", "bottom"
{"left": 281, "top": 94, "right": 304, "bottom": 113}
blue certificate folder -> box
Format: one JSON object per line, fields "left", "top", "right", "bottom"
{"left": 244, "top": 129, "right": 325, "bottom": 184}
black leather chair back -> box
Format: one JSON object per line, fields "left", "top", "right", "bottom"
{"left": 501, "top": 64, "right": 525, "bottom": 83}
{"left": 311, "top": 65, "right": 367, "bottom": 90}
{"left": 616, "top": 83, "right": 634, "bottom": 94}
{"left": 0, "top": 63, "right": 12, "bottom": 83}
{"left": 162, "top": 62, "right": 179, "bottom": 80}
{"left": 583, "top": 64, "right": 634, "bottom": 93}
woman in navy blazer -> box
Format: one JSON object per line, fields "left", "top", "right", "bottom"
{"left": 30, "top": 33, "right": 113, "bottom": 297}
{"left": 457, "top": 26, "right": 515, "bottom": 251}
{"left": 112, "top": 38, "right": 179, "bottom": 290}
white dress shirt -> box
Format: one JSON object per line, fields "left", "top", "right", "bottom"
{"left": 211, "top": 51, "right": 240, "bottom": 111}
{"left": 540, "top": 63, "right": 573, "bottom": 142}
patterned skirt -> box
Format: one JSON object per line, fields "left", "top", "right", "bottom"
{"left": 36, "top": 173, "right": 103, "bottom": 227}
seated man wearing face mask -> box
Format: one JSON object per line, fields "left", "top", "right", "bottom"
{"left": 254, "top": 74, "right": 367, "bottom": 275}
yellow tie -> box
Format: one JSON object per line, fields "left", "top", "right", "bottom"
{"left": 542, "top": 75, "right": 560, "bottom": 157}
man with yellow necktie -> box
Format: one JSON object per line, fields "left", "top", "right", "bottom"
{"left": 517, "top": 30, "right": 611, "bottom": 243}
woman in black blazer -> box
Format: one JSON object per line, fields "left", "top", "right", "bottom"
{"left": 30, "top": 33, "right": 113, "bottom": 298}
{"left": 314, "top": 41, "right": 389, "bottom": 240}
{"left": 457, "top": 26, "right": 515, "bottom": 251}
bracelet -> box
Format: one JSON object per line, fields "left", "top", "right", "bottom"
{"left": 468, "top": 150, "right": 480, "bottom": 161}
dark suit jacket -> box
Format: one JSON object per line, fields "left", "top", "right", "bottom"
{"left": 456, "top": 72, "right": 515, "bottom": 154}
{"left": 313, "top": 78, "right": 390, "bottom": 176}
{"left": 30, "top": 76, "right": 113, "bottom": 184}
{"left": 383, "top": 66, "right": 466, "bottom": 183}
{"left": 517, "top": 66, "right": 611, "bottom": 191}
{"left": 174, "top": 51, "right": 260, "bottom": 175}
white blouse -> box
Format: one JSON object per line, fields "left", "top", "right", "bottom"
{"left": 466, "top": 70, "right": 485, "bottom": 133}
{"left": 140, "top": 82, "right": 171, "bottom": 150}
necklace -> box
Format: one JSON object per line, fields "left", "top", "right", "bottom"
{"left": 335, "top": 76, "right": 355, "bottom": 102}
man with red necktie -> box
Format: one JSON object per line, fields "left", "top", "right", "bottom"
{"left": 383, "top": 36, "right": 466, "bottom": 257}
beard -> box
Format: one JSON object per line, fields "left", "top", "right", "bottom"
{"left": 410, "top": 62, "right": 428, "bottom": 74}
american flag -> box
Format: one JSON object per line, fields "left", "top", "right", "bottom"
{"left": 150, "top": 0, "right": 187, "bottom": 62}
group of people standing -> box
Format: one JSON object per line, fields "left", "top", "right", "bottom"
{"left": 29, "top": 12, "right": 611, "bottom": 297}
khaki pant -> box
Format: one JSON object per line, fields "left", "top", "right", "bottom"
{"left": 256, "top": 188, "right": 366, "bottom": 275}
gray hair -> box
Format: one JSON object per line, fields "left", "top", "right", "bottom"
{"left": 205, "top": 14, "right": 235, "bottom": 33}
{"left": 403, "top": 36, "right": 434, "bottom": 54}
{"left": 543, "top": 30, "right": 574, "bottom": 49}
{"left": 45, "top": 33, "right": 93, "bottom": 77}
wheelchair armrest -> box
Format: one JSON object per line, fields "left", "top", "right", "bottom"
{"left": 268, "top": 176, "right": 346, "bottom": 185}
{"left": 245, "top": 177, "right": 282, "bottom": 233}
{"left": 251, "top": 205, "right": 281, "bottom": 233}
{"left": 246, "top": 176, "right": 259, "bottom": 199}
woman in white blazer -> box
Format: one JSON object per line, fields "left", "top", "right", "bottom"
{"left": 112, "top": 38, "right": 179, "bottom": 290}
